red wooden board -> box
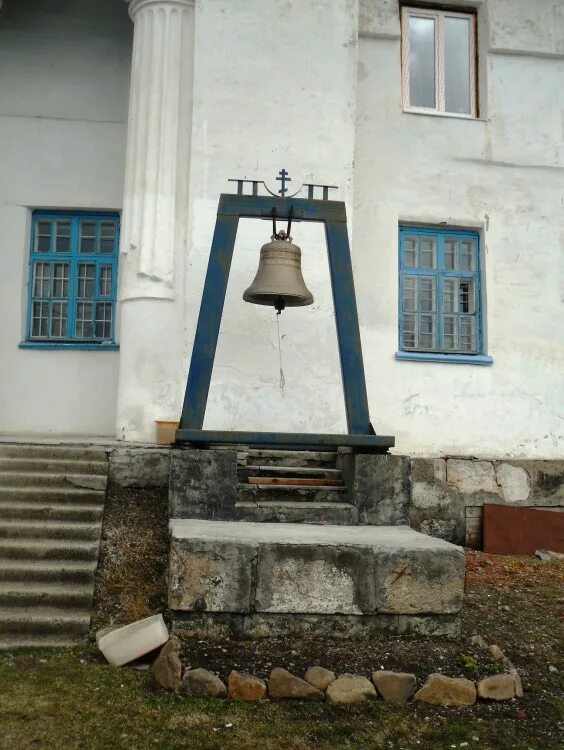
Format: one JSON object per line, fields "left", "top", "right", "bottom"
{"left": 483, "top": 504, "right": 564, "bottom": 555}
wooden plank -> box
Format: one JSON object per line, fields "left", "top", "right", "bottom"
{"left": 246, "top": 476, "right": 344, "bottom": 487}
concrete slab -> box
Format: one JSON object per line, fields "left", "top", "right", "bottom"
{"left": 168, "top": 521, "right": 465, "bottom": 621}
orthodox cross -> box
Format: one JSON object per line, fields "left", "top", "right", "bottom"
{"left": 276, "top": 168, "right": 291, "bottom": 196}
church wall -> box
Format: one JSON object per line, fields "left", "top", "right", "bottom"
{"left": 0, "top": 0, "right": 131, "bottom": 436}
{"left": 354, "top": 0, "right": 564, "bottom": 457}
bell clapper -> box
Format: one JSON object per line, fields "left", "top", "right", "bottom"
{"left": 275, "top": 304, "right": 286, "bottom": 397}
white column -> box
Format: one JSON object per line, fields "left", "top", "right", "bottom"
{"left": 116, "top": 0, "right": 194, "bottom": 441}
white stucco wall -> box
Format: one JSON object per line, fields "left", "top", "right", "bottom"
{"left": 354, "top": 0, "right": 564, "bottom": 457}
{"left": 184, "top": 0, "right": 359, "bottom": 435}
{"left": 1, "top": 0, "right": 562, "bottom": 456}
{"left": 0, "top": 0, "right": 131, "bottom": 436}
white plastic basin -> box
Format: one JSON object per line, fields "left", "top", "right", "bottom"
{"left": 97, "top": 614, "right": 169, "bottom": 666}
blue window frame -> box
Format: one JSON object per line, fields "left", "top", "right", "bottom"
{"left": 22, "top": 211, "right": 119, "bottom": 350}
{"left": 397, "top": 225, "right": 491, "bottom": 365}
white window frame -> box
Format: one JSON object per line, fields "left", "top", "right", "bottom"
{"left": 401, "top": 5, "right": 477, "bottom": 118}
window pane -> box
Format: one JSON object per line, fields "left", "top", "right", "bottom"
{"left": 32, "top": 301, "right": 49, "bottom": 337}
{"left": 402, "top": 313, "right": 417, "bottom": 349}
{"left": 460, "top": 315, "right": 476, "bottom": 352}
{"left": 408, "top": 16, "right": 436, "bottom": 109}
{"left": 445, "top": 16, "right": 471, "bottom": 115}
{"left": 35, "top": 220, "right": 52, "bottom": 253}
{"left": 99, "top": 221, "right": 115, "bottom": 254}
{"left": 461, "top": 239, "right": 476, "bottom": 271}
{"left": 459, "top": 278, "right": 475, "bottom": 314}
{"left": 52, "top": 263, "right": 69, "bottom": 298}
{"left": 443, "top": 315, "right": 458, "bottom": 350}
{"left": 420, "top": 237, "right": 436, "bottom": 268}
{"left": 55, "top": 220, "right": 71, "bottom": 252}
{"left": 419, "top": 313, "right": 436, "bottom": 349}
{"left": 403, "top": 276, "right": 418, "bottom": 312}
{"left": 420, "top": 276, "right": 436, "bottom": 312}
{"left": 77, "top": 263, "right": 95, "bottom": 298}
{"left": 444, "top": 239, "right": 458, "bottom": 270}
{"left": 95, "top": 302, "right": 113, "bottom": 339}
{"left": 443, "top": 277, "right": 458, "bottom": 313}
{"left": 80, "top": 221, "right": 97, "bottom": 253}
{"left": 33, "top": 262, "right": 51, "bottom": 297}
{"left": 99, "top": 265, "right": 113, "bottom": 296}
{"left": 403, "top": 236, "right": 418, "bottom": 267}
{"left": 50, "top": 302, "right": 68, "bottom": 338}
{"left": 75, "top": 302, "right": 93, "bottom": 338}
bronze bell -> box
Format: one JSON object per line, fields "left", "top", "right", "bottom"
{"left": 243, "top": 230, "right": 314, "bottom": 313}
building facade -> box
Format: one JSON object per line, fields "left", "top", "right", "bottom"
{"left": 0, "top": 0, "right": 562, "bottom": 458}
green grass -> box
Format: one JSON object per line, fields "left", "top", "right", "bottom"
{"left": 0, "top": 647, "right": 560, "bottom": 750}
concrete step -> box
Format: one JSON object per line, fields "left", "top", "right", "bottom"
{"left": 0, "top": 457, "right": 108, "bottom": 475}
{"left": 237, "top": 449, "right": 337, "bottom": 468}
{"left": 0, "top": 502, "right": 104, "bottom": 522}
{"left": 0, "top": 444, "right": 108, "bottom": 462}
{"left": 242, "top": 465, "right": 342, "bottom": 479}
{"left": 169, "top": 521, "right": 465, "bottom": 638}
{"left": 0, "top": 538, "right": 99, "bottom": 561}
{"left": 0, "top": 607, "right": 90, "bottom": 637}
{"left": 0, "top": 560, "right": 97, "bottom": 584}
{"left": 237, "top": 483, "right": 349, "bottom": 503}
{"left": 0, "top": 472, "right": 107, "bottom": 491}
{"left": 0, "top": 582, "right": 93, "bottom": 608}
{"left": 0, "top": 487, "right": 105, "bottom": 505}
{"left": 235, "top": 501, "right": 358, "bottom": 525}
{"left": 0, "top": 520, "right": 101, "bottom": 541}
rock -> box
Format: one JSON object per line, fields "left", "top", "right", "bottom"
{"left": 326, "top": 674, "right": 377, "bottom": 704}
{"left": 304, "top": 666, "right": 336, "bottom": 692}
{"left": 268, "top": 668, "right": 324, "bottom": 700}
{"left": 446, "top": 460, "right": 500, "bottom": 495}
{"left": 495, "top": 464, "right": 530, "bottom": 503}
{"left": 477, "top": 674, "right": 515, "bottom": 701}
{"left": 489, "top": 644, "right": 504, "bottom": 661}
{"left": 510, "top": 668, "right": 524, "bottom": 698}
{"left": 159, "top": 635, "right": 181, "bottom": 657}
{"left": 470, "top": 634, "right": 487, "bottom": 649}
{"left": 151, "top": 638, "right": 182, "bottom": 691}
{"left": 548, "top": 665, "right": 558, "bottom": 673}
{"left": 181, "top": 668, "right": 227, "bottom": 697}
{"left": 502, "top": 656, "right": 514, "bottom": 671}
{"left": 535, "top": 549, "right": 564, "bottom": 561}
{"left": 227, "top": 671, "right": 267, "bottom": 701}
{"left": 414, "top": 674, "right": 476, "bottom": 706}
{"left": 372, "top": 671, "right": 417, "bottom": 702}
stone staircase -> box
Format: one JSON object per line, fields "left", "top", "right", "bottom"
{"left": 235, "top": 449, "right": 357, "bottom": 524}
{"left": 0, "top": 443, "right": 108, "bottom": 647}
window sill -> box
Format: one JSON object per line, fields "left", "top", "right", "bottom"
{"left": 19, "top": 341, "right": 119, "bottom": 351}
{"left": 402, "top": 108, "right": 487, "bottom": 123}
{"left": 395, "top": 351, "right": 493, "bottom": 365}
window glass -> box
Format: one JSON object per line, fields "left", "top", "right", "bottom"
{"left": 99, "top": 221, "right": 115, "bottom": 254}
{"left": 403, "top": 236, "right": 418, "bottom": 268}
{"left": 444, "top": 16, "right": 471, "bottom": 115}
{"left": 80, "top": 221, "right": 97, "bottom": 253}
{"left": 35, "top": 221, "right": 52, "bottom": 253}
{"left": 420, "top": 237, "right": 436, "bottom": 268}
{"left": 444, "top": 239, "right": 458, "bottom": 270}
{"left": 55, "top": 220, "right": 71, "bottom": 253}
{"left": 408, "top": 16, "right": 436, "bottom": 108}
{"left": 461, "top": 239, "right": 476, "bottom": 271}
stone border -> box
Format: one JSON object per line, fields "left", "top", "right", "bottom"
{"left": 148, "top": 634, "right": 522, "bottom": 706}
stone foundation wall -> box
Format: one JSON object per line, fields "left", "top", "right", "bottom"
{"left": 410, "top": 458, "right": 564, "bottom": 546}
{"left": 103, "top": 446, "right": 564, "bottom": 547}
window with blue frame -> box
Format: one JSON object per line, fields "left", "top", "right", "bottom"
{"left": 398, "top": 226, "right": 485, "bottom": 358}
{"left": 24, "top": 211, "right": 119, "bottom": 348}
